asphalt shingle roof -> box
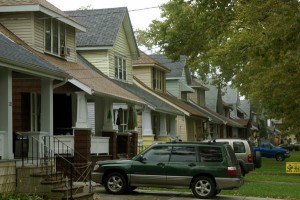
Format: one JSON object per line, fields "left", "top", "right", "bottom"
{"left": 0, "top": 27, "right": 65, "bottom": 76}
{"left": 149, "top": 54, "right": 186, "bottom": 78}
{"left": 67, "top": 8, "right": 127, "bottom": 47}
{"left": 112, "top": 79, "right": 182, "bottom": 115}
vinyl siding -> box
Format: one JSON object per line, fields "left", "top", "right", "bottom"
{"left": 133, "top": 67, "right": 152, "bottom": 88}
{"left": 33, "top": 12, "right": 44, "bottom": 52}
{"left": 110, "top": 23, "right": 133, "bottom": 83}
{"left": 66, "top": 25, "right": 76, "bottom": 62}
{"left": 79, "top": 50, "right": 109, "bottom": 75}
{"left": 0, "top": 12, "right": 34, "bottom": 46}
{"left": 166, "top": 80, "right": 180, "bottom": 98}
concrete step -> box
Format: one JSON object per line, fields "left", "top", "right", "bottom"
{"left": 61, "top": 192, "right": 94, "bottom": 200}
{"left": 51, "top": 185, "right": 84, "bottom": 196}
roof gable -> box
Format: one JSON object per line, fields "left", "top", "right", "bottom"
{"left": 67, "top": 8, "right": 139, "bottom": 58}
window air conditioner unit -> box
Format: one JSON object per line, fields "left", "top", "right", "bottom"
{"left": 60, "top": 47, "right": 70, "bottom": 56}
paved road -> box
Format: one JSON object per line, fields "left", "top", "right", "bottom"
{"left": 91, "top": 186, "right": 283, "bottom": 200}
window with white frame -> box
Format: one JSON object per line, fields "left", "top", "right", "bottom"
{"left": 114, "top": 55, "right": 127, "bottom": 80}
{"left": 45, "top": 18, "right": 66, "bottom": 56}
{"left": 152, "top": 68, "right": 165, "bottom": 92}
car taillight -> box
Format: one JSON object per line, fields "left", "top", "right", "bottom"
{"left": 248, "top": 154, "right": 253, "bottom": 162}
{"left": 227, "top": 166, "right": 237, "bottom": 176}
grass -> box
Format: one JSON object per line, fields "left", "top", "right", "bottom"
{"left": 221, "top": 150, "right": 300, "bottom": 199}
{"left": 141, "top": 151, "right": 300, "bottom": 199}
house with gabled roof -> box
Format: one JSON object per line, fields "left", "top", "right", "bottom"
{"left": 67, "top": 8, "right": 188, "bottom": 147}
{"left": 205, "top": 81, "right": 248, "bottom": 138}
{"left": 0, "top": 0, "right": 146, "bottom": 195}
{"left": 133, "top": 51, "right": 209, "bottom": 142}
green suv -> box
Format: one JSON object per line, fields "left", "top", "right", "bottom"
{"left": 92, "top": 142, "right": 243, "bottom": 199}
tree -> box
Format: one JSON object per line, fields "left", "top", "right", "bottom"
{"left": 137, "top": 0, "right": 300, "bottom": 134}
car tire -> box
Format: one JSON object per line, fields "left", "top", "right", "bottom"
{"left": 104, "top": 172, "right": 127, "bottom": 194}
{"left": 253, "top": 150, "right": 262, "bottom": 168}
{"left": 191, "top": 176, "right": 215, "bottom": 199}
{"left": 276, "top": 154, "right": 285, "bottom": 161}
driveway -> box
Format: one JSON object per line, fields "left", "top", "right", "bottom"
{"left": 91, "top": 186, "right": 283, "bottom": 200}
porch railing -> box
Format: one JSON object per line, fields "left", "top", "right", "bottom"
{"left": 17, "top": 134, "right": 92, "bottom": 199}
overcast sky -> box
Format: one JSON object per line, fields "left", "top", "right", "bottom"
{"left": 48, "top": 0, "right": 169, "bottom": 30}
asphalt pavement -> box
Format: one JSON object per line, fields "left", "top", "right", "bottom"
{"left": 89, "top": 186, "right": 283, "bottom": 200}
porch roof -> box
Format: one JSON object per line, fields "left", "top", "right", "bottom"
{"left": 37, "top": 52, "right": 145, "bottom": 105}
{"left": 0, "top": 25, "right": 68, "bottom": 80}
{"left": 134, "top": 77, "right": 208, "bottom": 119}
{"left": 112, "top": 78, "right": 183, "bottom": 116}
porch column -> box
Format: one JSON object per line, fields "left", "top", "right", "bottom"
{"left": 0, "top": 68, "right": 13, "bottom": 159}
{"left": 40, "top": 78, "right": 53, "bottom": 135}
{"left": 102, "top": 99, "right": 114, "bottom": 132}
{"left": 142, "top": 107, "right": 154, "bottom": 146}
{"left": 74, "top": 92, "right": 89, "bottom": 128}
{"left": 94, "top": 97, "right": 104, "bottom": 136}
{"left": 158, "top": 114, "right": 168, "bottom": 141}
{"left": 169, "top": 115, "right": 177, "bottom": 139}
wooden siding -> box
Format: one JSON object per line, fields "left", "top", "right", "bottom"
{"left": 188, "top": 88, "right": 199, "bottom": 104}
{"left": 133, "top": 67, "right": 152, "bottom": 88}
{"left": 166, "top": 79, "right": 180, "bottom": 98}
{"left": 0, "top": 12, "right": 34, "bottom": 46}
{"left": 79, "top": 50, "right": 109, "bottom": 75}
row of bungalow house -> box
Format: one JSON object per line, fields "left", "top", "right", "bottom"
{"left": 0, "top": 0, "right": 257, "bottom": 194}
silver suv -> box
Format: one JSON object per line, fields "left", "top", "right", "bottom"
{"left": 203, "top": 139, "right": 261, "bottom": 175}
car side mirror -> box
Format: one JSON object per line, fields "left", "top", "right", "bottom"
{"left": 137, "top": 155, "right": 146, "bottom": 162}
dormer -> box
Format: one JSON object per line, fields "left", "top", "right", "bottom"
{"left": 0, "top": 0, "right": 85, "bottom": 62}
{"left": 133, "top": 51, "right": 170, "bottom": 93}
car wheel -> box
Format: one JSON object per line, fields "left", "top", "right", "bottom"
{"left": 191, "top": 176, "right": 215, "bottom": 199}
{"left": 104, "top": 172, "right": 127, "bottom": 194}
{"left": 253, "top": 151, "right": 262, "bottom": 168}
{"left": 276, "top": 154, "right": 285, "bottom": 161}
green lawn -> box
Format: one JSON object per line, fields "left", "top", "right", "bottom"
{"left": 221, "top": 150, "right": 300, "bottom": 199}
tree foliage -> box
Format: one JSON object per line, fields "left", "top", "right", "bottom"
{"left": 137, "top": 0, "right": 300, "bottom": 133}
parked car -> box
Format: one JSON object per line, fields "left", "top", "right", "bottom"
{"left": 92, "top": 141, "right": 244, "bottom": 199}
{"left": 292, "top": 142, "right": 300, "bottom": 151}
{"left": 278, "top": 143, "right": 295, "bottom": 151}
{"left": 253, "top": 142, "right": 290, "bottom": 161}
{"left": 202, "top": 138, "right": 261, "bottom": 176}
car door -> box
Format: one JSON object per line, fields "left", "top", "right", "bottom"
{"left": 165, "top": 146, "right": 197, "bottom": 186}
{"left": 261, "top": 143, "right": 274, "bottom": 158}
{"left": 130, "top": 145, "right": 171, "bottom": 186}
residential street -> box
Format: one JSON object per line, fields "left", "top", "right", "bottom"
{"left": 91, "top": 186, "right": 283, "bottom": 200}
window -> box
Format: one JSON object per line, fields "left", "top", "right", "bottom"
{"left": 152, "top": 68, "right": 165, "bottom": 92}
{"left": 114, "top": 56, "right": 126, "bottom": 81}
{"left": 44, "top": 18, "right": 66, "bottom": 55}
{"left": 143, "top": 146, "right": 171, "bottom": 162}
{"left": 233, "top": 142, "right": 246, "bottom": 153}
{"left": 170, "top": 146, "right": 196, "bottom": 162}
{"left": 199, "top": 146, "right": 223, "bottom": 162}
